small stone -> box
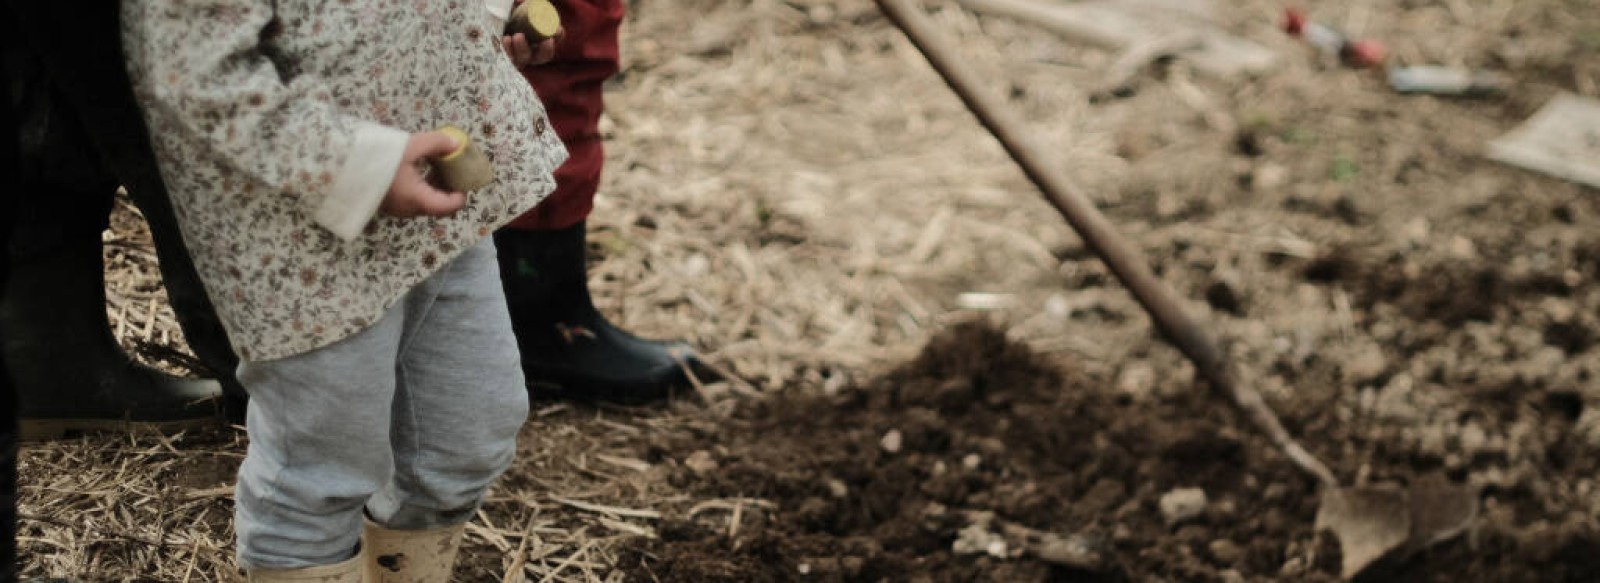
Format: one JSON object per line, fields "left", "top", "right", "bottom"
{"left": 880, "top": 429, "right": 903, "bottom": 453}
{"left": 953, "top": 523, "right": 1006, "bottom": 556}
{"left": 796, "top": 497, "right": 832, "bottom": 523}
{"left": 1459, "top": 423, "right": 1489, "bottom": 455}
{"left": 1251, "top": 163, "right": 1289, "bottom": 192}
{"left": 962, "top": 454, "right": 983, "bottom": 470}
{"left": 823, "top": 372, "right": 849, "bottom": 396}
{"left": 1448, "top": 236, "right": 1477, "bottom": 259}
{"left": 1262, "top": 482, "right": 1289, "bottom": 502}
{"left": 1117, "top": 363, "right": 1157, "bottom": 401}
{"left": 684, "top": 450, "right": 718, "bottom": 475}
{"left": 1045, "top": 293, "right": 1072, "bottom": 318}
{"left": 1159, "top": 488, "right": 1208, "bottom": 525}
{"left": 807, "top": 4, "right": 836, "bottom": 25}
{"left": 1280, "top": 556, "right": 1306, "bottom": 577}
{"left": 1035, "top": 534, "right": 1101, "bottom": 569}
{"left": 1219, "top": 569, "right": 1246, "bottom": 583}
{"left": 826, "top": 478, "right": 850, "bottom": 499}
{"left": 1342, "top": 342, "right": 1389, "bottom": 385}
{"left": 985, "top": 539, "right": 1008, "bottom": 558}
{"left": 1374, "top": 374, "right": 1420, "bottom": 422}
{"left": 1400, "top": 218, "right": 1431, "bottom": 247}
{"left": 1208, "top": 539, "right": 1243, "bottom": 565}
{"left": 1208, "top": 498, "right": 1238, "bottom": 520}
{"left": 682, "top": 253, "right": 710, "bottom": 277}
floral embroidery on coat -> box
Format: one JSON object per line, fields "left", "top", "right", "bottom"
{"left": 121, "top": 0, "right": 567, "bottom": 361}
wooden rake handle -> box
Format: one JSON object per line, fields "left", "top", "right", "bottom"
{"left": 875, "top": 0, "right": 1339, "bottom": 488}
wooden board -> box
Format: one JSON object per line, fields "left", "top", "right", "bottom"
{"left": 954, "top": 0, "right": 1278, "bottom": 79}
{"left": 1487, "top": 93, "right": 1600, "bottom": 190}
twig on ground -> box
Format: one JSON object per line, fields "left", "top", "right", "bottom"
{"left": 18, "top": 512, "right": 166, "bottom": 548}
{"left": 551, "top": 497, "right": 662, "bottom": 520}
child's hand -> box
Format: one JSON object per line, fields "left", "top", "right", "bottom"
{"left": 380, "top": 131, "right": 468, "bottom": 218}
{"left": 502, "top": 31, "right": 559, "bottom": 69}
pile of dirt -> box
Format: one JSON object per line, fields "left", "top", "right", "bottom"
{"left": 621, "top": 322, "right": 1600, "bottom": 582}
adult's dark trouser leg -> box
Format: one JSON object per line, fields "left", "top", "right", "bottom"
{"left": 6, "top": 0, "right": 245, "bottom": 424}
{"left": 3, "top": 1, "right": 232, "bottom": 437}
{"left": 2, "top": 12, "right": 23, "bottom": 580}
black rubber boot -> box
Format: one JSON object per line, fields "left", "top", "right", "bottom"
{"left": 1, "top": 73, "right": 16, "bottom": 583}
{"left": 5, "top": 0, "right": 248, "bottom": 424}
{"left": 125, "top": 189, "right": 248, "bottom": 422}
{"left": 495, "top": 222, "right": 701, "bottom": 404}
{"left": 2, "top": 240, "right": 222, "bottom": 441}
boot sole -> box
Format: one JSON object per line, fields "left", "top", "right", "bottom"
{"left": 523, "top": 352, "right": 713, "bottom": 406}
{"left": 19, "top": 416, "right": 222, "bottom": 442}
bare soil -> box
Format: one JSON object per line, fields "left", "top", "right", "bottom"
{"left": 577, "top": 321, "right": 1600, "bottom": 582}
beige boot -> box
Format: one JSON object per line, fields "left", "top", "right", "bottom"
{"left": 362, "top": 519, "right": 466, "bottom": 582}
{"left": 246, "top": 553, "right": 365, "bottom": 583}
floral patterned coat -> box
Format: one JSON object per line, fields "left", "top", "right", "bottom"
{"left": 121, "top": 0, "right": 566, "bottom": 361}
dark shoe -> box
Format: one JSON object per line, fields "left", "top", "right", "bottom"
{"left": 127, "top": 187, "right": 248, "bottom": 422}
{"left": 494, "top": 222, "right": 701, "bottom": 404}
{"left": 2, "top": 240, "right": 222, "bottom": 441}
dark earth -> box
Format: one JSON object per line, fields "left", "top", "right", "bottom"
{"left": 609, "top": 320, "right": 1600, "bottom": 582}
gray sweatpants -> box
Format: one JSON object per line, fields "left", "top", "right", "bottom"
{"left": 232, "top": 240, "right": 529, "bottom": 570}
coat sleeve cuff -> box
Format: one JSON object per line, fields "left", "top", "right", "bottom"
{"left": 485, "top": 0, "right": 514, "bottom": 29}
{"left": 313, "top": 122, "right": 409, "bottom": 241}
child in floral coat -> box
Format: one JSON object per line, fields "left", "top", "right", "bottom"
{"left": 120, "top": 0, "right": 564, "bottom": 579}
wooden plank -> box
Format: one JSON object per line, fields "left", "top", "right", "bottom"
{"left": 1186, "top": 32, "right": 1280, "bottom": 79}
{"left": 954, "top": 0, "right": 1277, "bottom": 78}
{"left": 1487, "top": 93, "right": 1600, "bottom": 190}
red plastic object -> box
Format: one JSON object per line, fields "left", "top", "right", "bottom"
{"left": 1343, "top": 40, "right": 1388, "bottom": 69}
{"left": 1282, "top": 6, "right": 1386, "bottom": 70}
{"left": 1283, "top": 7, "right": 1307, "bottom": 35}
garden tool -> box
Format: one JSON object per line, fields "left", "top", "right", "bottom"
{"left": 874, "top": 0, "right": 1478, "bottom": 577}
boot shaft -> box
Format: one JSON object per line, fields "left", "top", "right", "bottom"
{"left": 3, "top": 238, "right": 222, "bottom": 430}
{"left": 362, "top": 520, "right": 464, "bottom": 583}
{"left": 246, "top": 553, "right": 365, "bottom": 583}
{"left": 494, "top": 221, "right": 596, "bottom": 322}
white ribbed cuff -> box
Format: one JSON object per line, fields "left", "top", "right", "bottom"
{"left": 485, "top": 0, "right": 514, "bottom": 29}
{"left": 313, "top": 122, "right": 409, "bottom": 241}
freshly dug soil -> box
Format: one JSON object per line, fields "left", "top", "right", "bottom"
{"left": 621, "top": 322, "right": 1600, "bottom": 583}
